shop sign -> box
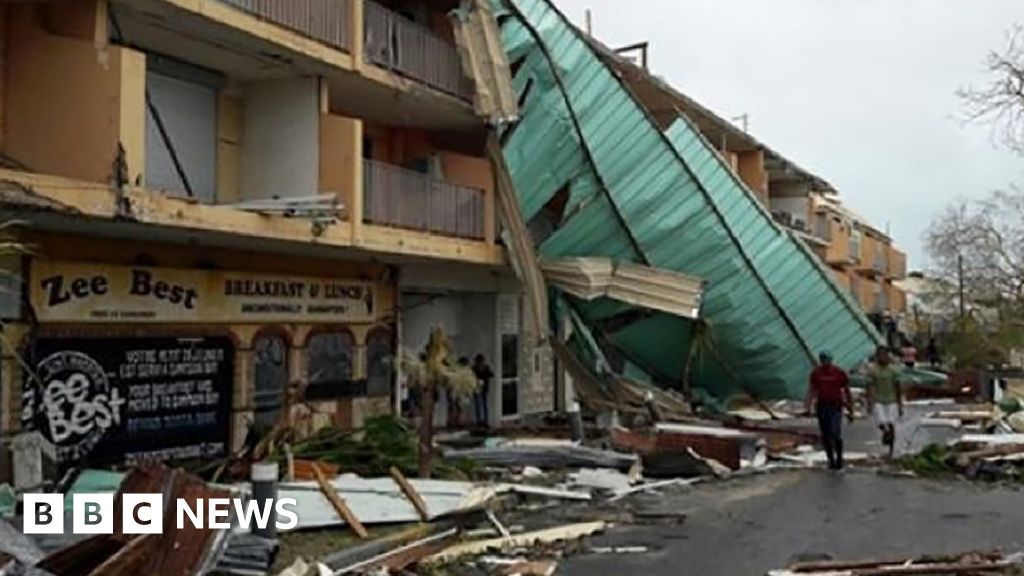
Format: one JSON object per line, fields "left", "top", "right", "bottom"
{"left": 30, "top": 261, "right": 376, "bottom": 324}
{"left": 21, "top": 337, "right": 234, "bottom": 465}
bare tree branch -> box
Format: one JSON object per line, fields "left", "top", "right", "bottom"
{"left": 959, "top": 24, "right": 1024, "bottom": 154}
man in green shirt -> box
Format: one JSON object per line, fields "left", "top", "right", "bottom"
{"left": 866, "top": 346, "right": 904, "bottom": 458}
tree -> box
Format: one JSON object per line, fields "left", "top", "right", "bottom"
{"left": 401, "top": 327, "right": 477, "bottom": 478}
{"left": 960, "top": 25, "right": 1024, "bottom": 154}
{"left": 925, "top": 190, "right": 1024, "bottom": 366}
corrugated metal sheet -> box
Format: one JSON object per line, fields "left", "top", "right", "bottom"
{"left": 492, "top": 0, "right": 880, "bottom": 399}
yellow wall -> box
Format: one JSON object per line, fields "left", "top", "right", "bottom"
{"left": 889, "top": 282, "right": 907, "bottom": 314}
{"left": 217, "top": 93, "right": 243, "bottom": 204}
{"left": 441, "top": 152, "right": 493, "bottom": 197}
{"left": 830, "top": 267, "right": 851, "bottom": 290}
{"left": 824, "top": 213, "right": 851, "bottom": 265}
{"left": 737, "top": 149, "right": 768, "bottom": 205}
{"left": 320, "top": 114, "right": 362, "bottom": 217}
{"left": 4, "top": 6, "right": 145, "bottom": 184}
{"left": 889, "top": 247, "right": 907, "bottom": 280}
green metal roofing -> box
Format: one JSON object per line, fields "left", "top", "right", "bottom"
{"left": 493, "top": 0, "right": 881, "bottom": 400}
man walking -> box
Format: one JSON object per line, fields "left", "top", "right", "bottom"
{"left": 867, "top": 346, "right": 904, "bottom": 458}
{"left": 806, "top": 351, "right": 854, "bottom": 470}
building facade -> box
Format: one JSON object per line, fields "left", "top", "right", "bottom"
{"left": 0, "top": 0, "right": 551, "bottom": 475}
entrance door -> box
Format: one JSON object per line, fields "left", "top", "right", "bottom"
{"left": 498, "top": 295, "right": 520, "bottom": 418}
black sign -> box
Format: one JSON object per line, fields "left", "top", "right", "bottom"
{"left": 21, "top": 337, "right": 234, "bottom": 466}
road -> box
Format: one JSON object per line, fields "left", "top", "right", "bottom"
{"left": 563, "top": 469, "right": 1024, "bottom": 576}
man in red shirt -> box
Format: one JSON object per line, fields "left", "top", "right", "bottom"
{"left": 805, "top": 351, "right": 854, "bottom": 470}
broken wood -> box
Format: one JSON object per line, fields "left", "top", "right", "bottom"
{"left": 326, "top": 527, "right": 459, "bottom": 575}
{"left": 954, "top": 444, "right": 1024, "bottom": 468}
{"left": 390, "top": 466, "right": 430, "bottom": 522}
{"left": 424, "top": 521, "right": 606, "bottom": 565}
{"left": 312, "top": 463, "right": 368, "bottom": 539}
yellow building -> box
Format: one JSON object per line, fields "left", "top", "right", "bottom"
{"left": 0, "top": 0, "right": 542, "bottom": 473}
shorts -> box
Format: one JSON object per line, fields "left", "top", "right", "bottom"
{"left": 873, "top": 403, "right": 900, "bottom": 426}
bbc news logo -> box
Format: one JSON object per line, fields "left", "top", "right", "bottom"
{"left": 23, "top": 494, "right": 299, "bottom": 534}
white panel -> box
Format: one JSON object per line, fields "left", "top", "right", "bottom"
{"left": 241, "top": 78, "right": 320, "bottom": 201}
{"left": 145, "top": 72, "right": 218, "bottom": 203}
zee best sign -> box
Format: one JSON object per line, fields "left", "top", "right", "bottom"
{"left": 21, "top": 337, "right": 234, "bottom": 465}
{"left": 30, "top": 261, "right": 377, "bottom": 324}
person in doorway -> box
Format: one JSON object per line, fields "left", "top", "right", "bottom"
{"left": 926, "top": 337, "right": 940, "bottom": 367}
{"left": 866, "top": 346, "right": 904, "bottom": 459}
{"left": 805, "top": 351, "right": 854, "bottom": 471}
{"left": 472, "top": 354, "right": 494, "bottom": 427}
{"left": 901, "top": 339, "right": 918, "bottom": 369}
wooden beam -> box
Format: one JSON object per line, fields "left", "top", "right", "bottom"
{"left": 312, "top": 463, "right": 368, "bottom": 539}
{"left": 389, "top": 466, "right": 430, "bottom": 522}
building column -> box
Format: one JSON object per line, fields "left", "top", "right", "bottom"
{"left": 348, "top": 0, "right": 364, "bottom": 71}
{"left": 350, "top": 120, "right": 365, "bottom": 244}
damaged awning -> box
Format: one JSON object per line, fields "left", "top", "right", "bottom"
{"left": 542, "top": 258, "right": 703, "bottom": 320}
{"left": 491, "top": 0, "right": 881, "bottom": 399}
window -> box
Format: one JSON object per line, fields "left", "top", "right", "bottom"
{"left": 307, "top": 331, "right": 355, "bottom": 386}
{"left": 849, "top": 226, "right": 862, "bottom": 262}
{"left": 814, "top": 213, "right": 831, "bottom": 241}
{"left": 366, "top": 327, "right": 394, "bottom": 398}
{"left": 253, "top": 333, "right": 288, "bottom": 430}
{"left": 144, "top": 56, "right": 222, "bottom": 203}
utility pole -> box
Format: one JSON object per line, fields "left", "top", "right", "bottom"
{"left": 958, "top": 253, "right": 966, "bottom": 323}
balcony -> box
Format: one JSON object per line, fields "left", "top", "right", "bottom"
{"left": 364, "top": 1, "right": 472, "bottom": 99}
{"left": 364, "top": 160, "right": 485, "bottom": 241}
{"left": 217, "top": 0, "right": 352, "bottom": 51}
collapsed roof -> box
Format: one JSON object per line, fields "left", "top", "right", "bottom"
{"left": 491, "top": 0, "right": 881, "bottom": 399}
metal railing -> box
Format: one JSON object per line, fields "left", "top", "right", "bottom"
{"left": 218, "top": 0, "right": 350, "bottom": 51}
{"left": 364, "top": 1, "right": 472, "bottom": 99}
{"left": 363, "top": 159, "right": 485, "bottom": 240}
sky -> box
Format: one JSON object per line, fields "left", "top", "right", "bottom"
{"left": 552, "top": 0, "right": 1024, "bottom": 269}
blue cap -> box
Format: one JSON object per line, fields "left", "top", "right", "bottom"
{"left": 819, "top": 351, "right": 833, "bottom": 363}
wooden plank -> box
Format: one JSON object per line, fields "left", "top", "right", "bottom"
{"left": 389, "top": 466, "right": 430, "bottom": 522}
{"left": 312, "top": 463, "right": 368, "bottom": 539}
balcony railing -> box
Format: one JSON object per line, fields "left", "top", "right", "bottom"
{"left": 218, "top": 0, "right": 351, "bottom": 51}
{"left": 364, "top": 1, "right": 472, "bottom": 99}
{"left": 364, "top": 159, "right": 485, "bottom": 240}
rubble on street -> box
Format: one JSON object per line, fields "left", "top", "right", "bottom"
{"left": 3, "top": 374, "right": 1021, "bottom": 576}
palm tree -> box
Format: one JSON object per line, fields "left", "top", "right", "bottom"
{"left": 402, "top": 326, "right": 477, "bottom": 478}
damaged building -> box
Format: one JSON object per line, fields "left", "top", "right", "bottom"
{"left": 0, "top": 0, "right": 910, "bottom": 480}
{"left": 0, "top": 0, "right": 551, "bottom": 476}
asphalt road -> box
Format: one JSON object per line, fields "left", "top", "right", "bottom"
{"left": 563, "top": 470, "right": 1024, "bottom": 576}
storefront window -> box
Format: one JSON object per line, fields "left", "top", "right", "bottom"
{"left": 253, "top": 333, "right": 288, "bottom": 430}
{"left": 307, "top": 331, "right": 355, "bottom": 387}
{"left": 366, "top": 327, "right": 394, "bottom": 398}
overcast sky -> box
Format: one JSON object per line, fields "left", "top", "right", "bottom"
{"left": 552, "top": 0, "right": 1024, "bottom": 269}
